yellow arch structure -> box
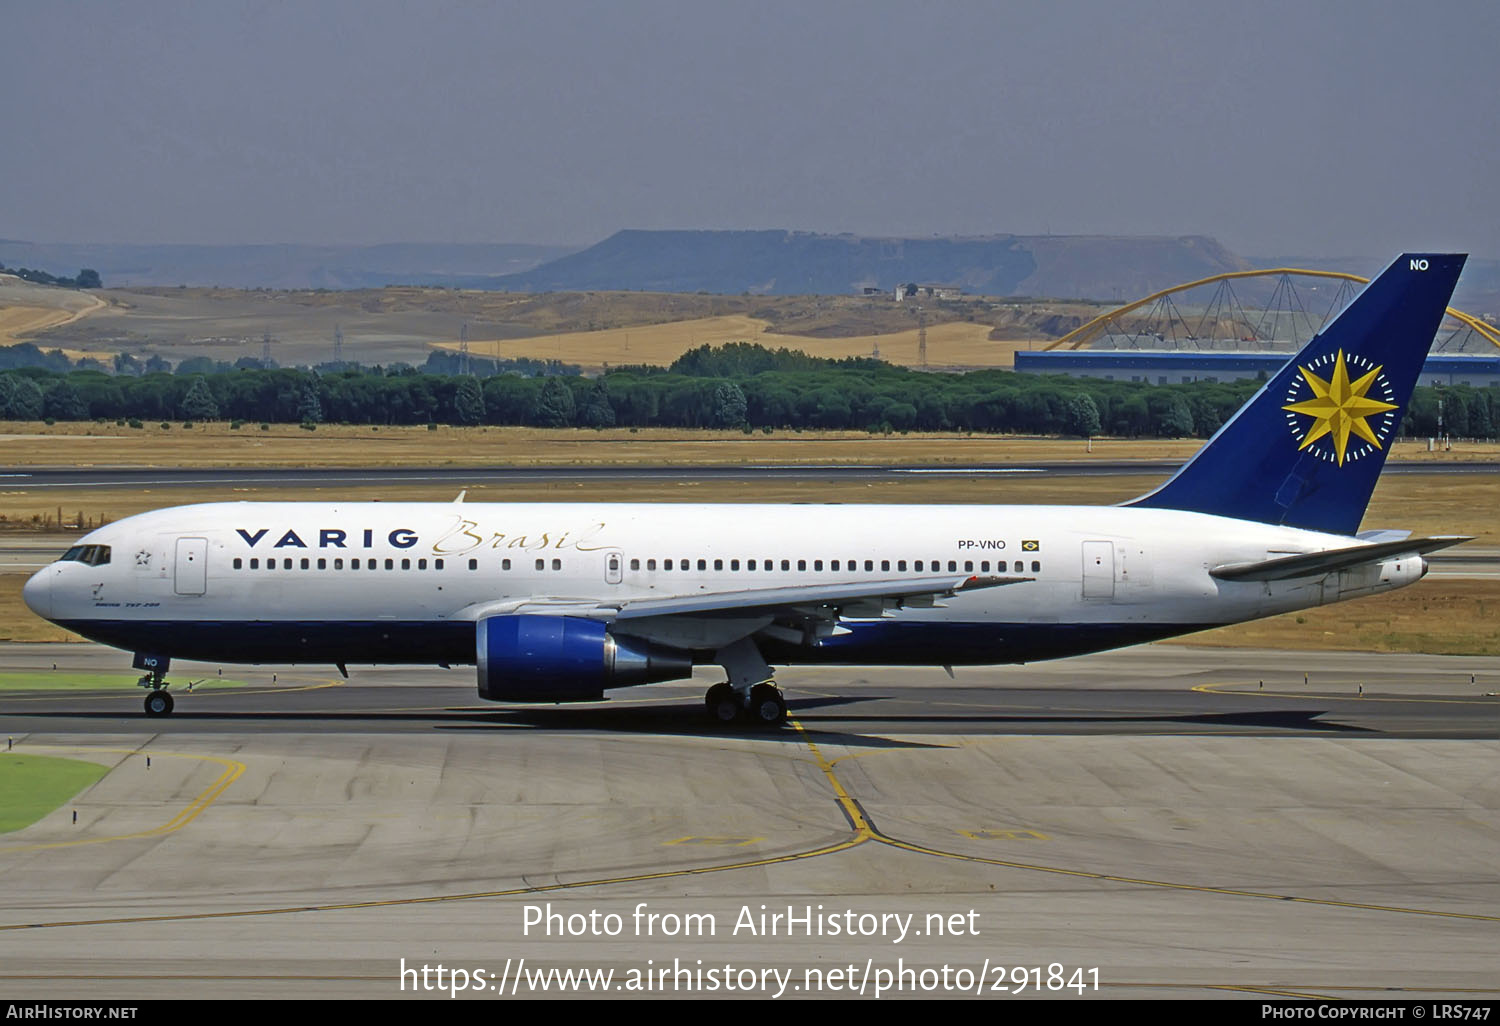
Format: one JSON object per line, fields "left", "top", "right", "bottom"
{"left": 1045, "top": 267, "right": 1500, "bottom": 351}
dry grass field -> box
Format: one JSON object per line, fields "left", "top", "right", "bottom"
{"left": 4, "top": 421, "right": 1498, "bottom": 471}
{"left": 9, "top": 283, "right": 1103, "bottom": 368}
{"left": 0, "top": 275, "right": 105, "bottom": 346}
{"left": 438, "top": 317, "right": 1038, "bottom": 371}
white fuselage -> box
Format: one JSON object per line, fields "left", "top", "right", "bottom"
{"left": 23, "top": 500, "right": 1425, "bottom": 672}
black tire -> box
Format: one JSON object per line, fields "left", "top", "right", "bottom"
{"left": 144, "top": 690, "right": 174, "bottom": 717}
{"left": 705, "top": 682, "right": 739, "bottom": 723}
{"left": 749, "top": 683, "right": 786, "bottom": 726}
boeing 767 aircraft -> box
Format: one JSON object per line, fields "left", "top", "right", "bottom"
{"left": 22, "top": 253, "right": 1469, "bottom": 725}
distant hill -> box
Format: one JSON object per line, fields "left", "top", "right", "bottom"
{"left": 0, "top": 240, "right": 575, "bottom": 290}
{"left": 495, "top": 230, "right": 1252, "bottom": 300}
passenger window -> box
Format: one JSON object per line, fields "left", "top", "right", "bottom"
{"left": 434, "top": 559, "right": 444, "bottom": 570}
{"left": 284, "top": 558, "right": 293, "bottom": 569}
{"left": 714, "top": 559, "right": 723, "bottom": 571}
{"left": 814, "top": 560, "right": 823, "bottom": 571}
{"left": 915, "top": 560, "right": 923, "bottom": 572}
{"left": 401, "top": 559, "right": 411, "bottom": 570}
{"left": 697, "top": 559, "right": 706, "bottom": 570}
{"left": 881, "top": 560, "right": 890, "bottom": 572}
{"left": 418, "top": 559, "right": 427, "bottom": 570}
{"left": 663, "top": 559, "right": 672, "bottom": 570}
{"left": 648, "top": 559, "right": 658, "bottom": 570}
{"left": 233, "top": 558, "right": 243, "bottom": 569}
{"left": 730, "top": 559, "right": 739, "bottom": 571}
{"left": 535, "top": 559, "right": 545, "bottom": 571}
{"left": 898, "top": 560, "right": 907, "bottom": 572}
{"left": 630, "top": 558, "right": 640, "bottom": 571}
{"left": 981, "top": 561, "right": 990, "bottom": 572}
{"left": 781, "top": 560, "right": 790, "bottom": 571}
{"left": 301, "top": 558, "right": 310, "bottom": 570}
{"left": 1015, "top": 561, "right": 1023, "bottom": 573}
{"left": 333, "top": 558, "right": 343, "bottom": 569}
{"left": 865, "top": 560, "right": 873, "bottom": 572}
{"left": 468, "top": 558, "right": 477, "bottom": 570}
{"left": 747, "top": 559, "right": 756, "bottom": 570}
{"left": 964, "top": 560, "right": 973, "bottom": 572}
{"left": 318, "top": 558, "right": 327, "bottom": 570}
{"left": 552, "top": 558, "right": 561, "bottom": 570}
{"left": 798, "top": 560, "right": 807, "bottom": 572}
{"left": 1032, "top": 561, "right": 1041, "bottom": 572}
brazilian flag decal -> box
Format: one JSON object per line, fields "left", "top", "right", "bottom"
{"left": 1021, "top": 540, "right": 1040, "bottom": 552}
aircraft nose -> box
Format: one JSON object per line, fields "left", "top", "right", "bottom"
{"left": 22, "top": 567, "right": 52, "bottom": 619}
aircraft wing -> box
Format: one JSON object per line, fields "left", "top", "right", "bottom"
{"left": 1209, "top": 535, "right": 1470, "bottom": 582}
{"left": 482, "top": 573, "right": 1030, "bottom": 620}
{"left": 608, "top": 573, "right": 1030, "bottom": 619}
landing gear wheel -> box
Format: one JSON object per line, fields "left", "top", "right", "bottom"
{"left": 705, "top": 682, "right": 739, "bottom": 723}
{"left": 143, "top": 690, "right": 174, "bottom": 717}
{"left": 748, "top": 683, "right": 787, "bottom": 726}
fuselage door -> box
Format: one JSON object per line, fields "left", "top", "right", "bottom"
{"left": 174, "top": 537, "right": 208, "bottom": 596}
{"left": 604, "top": 550, "right": 624, "bottom": 586}
{"left": 1081, "top": 540, "right": 1114, "bottom": 599}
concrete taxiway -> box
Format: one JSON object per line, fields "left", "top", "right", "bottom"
{"left": 1, "top": 643, "right": 1497, "bottom": 1001}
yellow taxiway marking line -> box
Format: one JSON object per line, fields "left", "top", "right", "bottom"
{"left": 0, "top": 723, "right": 866, "bottom": 930}
{"left": 0, "top": 829, "right": 866, "bottom": 930}
{"left": 1192, "top": 681, "right": 1498, "bottom": 705}
{"left": 0, "top": 746, "right": 245, "bottom": 855}
{"left": 6, "top": 715, "right": 1495, "bottom": 931}
{"left": 795, "top": 723, "right": 1500, "bottom": 924}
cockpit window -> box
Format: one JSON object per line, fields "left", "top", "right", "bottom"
{"left": 60, "top": 545, "right": 111, "bottom": 566}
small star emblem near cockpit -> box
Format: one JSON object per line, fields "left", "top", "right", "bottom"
{"left": 136, "top": 550, "right": 151, "bottom": 567}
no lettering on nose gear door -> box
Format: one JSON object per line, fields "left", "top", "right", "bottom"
{"left": 1081, "top": 540, "right": 1114, "bottom": 599}
{"left": 174, "top": 537, "right": 208, "bottom": 596}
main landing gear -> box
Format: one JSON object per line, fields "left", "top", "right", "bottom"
{"left": 138, "top": 667, "right": 174, "bottom": 717}
{"left": 703, "top": 638, "right": 787, "bottom": 727}
{"left": 704, "top": 681, "right": 787, "bottom": 726}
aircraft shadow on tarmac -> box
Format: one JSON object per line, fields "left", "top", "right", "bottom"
{"left": 0, "top": 690, "right": 1376, "bottom": 742}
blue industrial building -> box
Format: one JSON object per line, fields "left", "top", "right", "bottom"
{"left": 1014, "top": 351, "right": 1500, "bottom": 388}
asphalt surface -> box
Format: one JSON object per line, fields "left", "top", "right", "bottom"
{"left": 2, "top": 648, "right": 1497, "bottom": 1002}
{"left": 3, "top": 646, "right": 1499, "bottom": 739}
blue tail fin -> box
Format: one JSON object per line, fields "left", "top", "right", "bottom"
{"left": 1127, "top": 253, "right": 1466, "bottom": 535}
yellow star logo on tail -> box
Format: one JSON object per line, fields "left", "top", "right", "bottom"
{"left": 1282, "top": 349, "right": 1399, "bottom": 466}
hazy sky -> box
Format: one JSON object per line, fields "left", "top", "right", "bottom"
{"left": 2, "top": 0, "right": 1496, "bottom": 258}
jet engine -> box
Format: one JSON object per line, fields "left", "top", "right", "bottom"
{"left": 476, "top": 614, "right": 693, "bottom": 702}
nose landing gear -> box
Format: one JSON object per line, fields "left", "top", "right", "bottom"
{"left": 135, "top": 658, "right": 174, "bottom": 717}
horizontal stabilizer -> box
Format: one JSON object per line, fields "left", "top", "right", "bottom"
{"left": 1210, "top": 535, "right": 1471, "bottom": 582}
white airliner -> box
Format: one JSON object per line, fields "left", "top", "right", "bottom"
{"left": 21, "top": 253, "right": 1469, "bottom": 725}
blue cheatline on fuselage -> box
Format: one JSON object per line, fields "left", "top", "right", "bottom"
{"left": 57, "top": 618, "right": 1214, "bottom": 670}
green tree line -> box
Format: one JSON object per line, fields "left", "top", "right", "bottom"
{"left": 0, "top": 342, "right": 1494, "bottom": 438}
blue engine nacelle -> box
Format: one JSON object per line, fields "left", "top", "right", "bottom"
{"left": 476, "top": 614, "right": 694, "bottom": 702}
